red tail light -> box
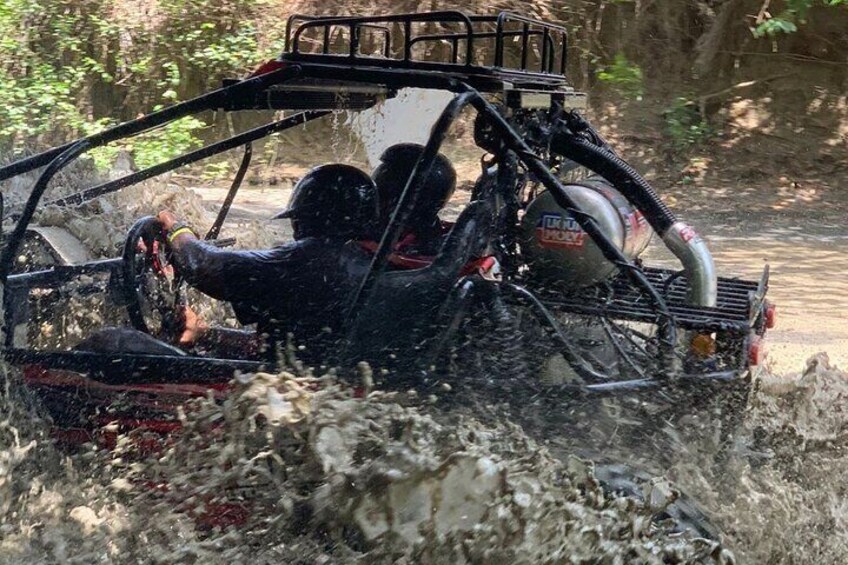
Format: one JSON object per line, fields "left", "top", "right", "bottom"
{"left": 764, "top": 301, "right": 777, "bottom": 329}
{"left": 748, "top": 336, "right": 766, "bottom": 366}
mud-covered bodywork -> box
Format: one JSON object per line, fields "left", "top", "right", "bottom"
{"left": 0, "top": 11, "right": 772, "bottom": 444}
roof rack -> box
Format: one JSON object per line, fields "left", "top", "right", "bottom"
{"left": 280, "top": 11, "right": 572, "bottom": 93}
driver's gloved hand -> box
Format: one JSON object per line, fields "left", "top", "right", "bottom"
{"left": 157, "top": 210, "right": 180, "bottom": 233}
{"left": 157, "top": 210, "right": 198, "bottom": 249}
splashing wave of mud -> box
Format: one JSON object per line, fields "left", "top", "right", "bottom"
{"left": 1, "top": 368, "right": 733, "bottom": 563}
{"left": 7, "top": 356, "right": 848, "bottom": 563}
{"left": 675, "top": 353, "right": 848, "bottom": 563}
{"left": 32, "top": 181, "right": 275, "bottom": 259}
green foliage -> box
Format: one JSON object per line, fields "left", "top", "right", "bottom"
{"left": 0, "top": 1, "right": 98, "bottom": 146}
{"left": 132, "top": 117, "right": 207, "bottom": 170}
{"left": 754, "top": 0, "right": 846, "bottom": 37}
{"left": 84, "top": 115, "right": 205, "bottom": 171}
{"left": 0, "top": 0, "right": 285, "bottom": 172}
{"left": 596, "top": 54, "right": 643, "bottom": 100}
{"left": 202, "top": 160, "right": 232, "bottom": 181}
{"left": 663, "top": 97, "right": 713, "bottom": 151}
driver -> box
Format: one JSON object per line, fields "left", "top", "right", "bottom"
{"left": 371, "top": 143, "right": 457, "bottom": 256}
{"left": 158, "top": 163, "right": 378, "bottom": 365}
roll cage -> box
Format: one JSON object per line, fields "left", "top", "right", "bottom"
{"left": 0, "top": 11, "right": 767, "bottom": 392}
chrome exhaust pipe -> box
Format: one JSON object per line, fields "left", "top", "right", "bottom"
{"left": 661, "top": 222, "right": 717, "bottom": 308}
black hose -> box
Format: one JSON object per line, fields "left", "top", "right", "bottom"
{"left": 547, "top": 115, "right": 683, "bottom": 372}
{"left": 551, "top": 115, "right": 677, "bottom": 236}
{"left": 464, "top": 91, "right": 677, "bottom": 373}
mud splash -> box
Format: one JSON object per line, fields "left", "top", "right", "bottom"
{"left": 678, "top": 354, "right": 848, "bottom": 563}
{"left": 1, "top": 367, "right": 734, "bottom": 563}
{"left": 4, "top": 354, "right": 848, "bottom": 562}
{"left": 349, "top": 88, "right": 454, "bottom": 168}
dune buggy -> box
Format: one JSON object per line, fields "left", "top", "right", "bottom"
{"left": 0, "top": 11, "right": 773, "bottom": 454}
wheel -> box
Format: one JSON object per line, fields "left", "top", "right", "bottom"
{"left": 120, "top": 216, "right": 185, "bottom": 340}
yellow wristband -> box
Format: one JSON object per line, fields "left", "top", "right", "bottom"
{"left": 167, "top": 226, "right": 196, "bottom": 243}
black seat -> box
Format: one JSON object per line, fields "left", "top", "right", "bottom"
{"left": 344, "top": 199, "right": 494, "bottom": 371}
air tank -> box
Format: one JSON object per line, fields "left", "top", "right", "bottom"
{"left": 519, "top": 177, "right": 653, "bottom": 287}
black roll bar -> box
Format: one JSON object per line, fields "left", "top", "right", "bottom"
{"left": 408, "top": 29, "right": 556, "bottom": 70}
{"left": 283, "top": 11, "right": 568, "bottom": 77}
{"left": 5, "top": 235, "right": 237, "bottom": 292}
{"left": 494, "top": 12, "right": 568, "bottom": 74}
{"left": 289, "top": 12, "right": 476, "bottom": 65}
{"left": 345, "top": 90, "right": 476, "bottom": 324}
{"left": 0, "top": 140, "right": 92, "bottom": 282}
{"left": 463, "top": 89, "right": 677, "bottom": 360}
{"left": 21, "top": 110, "right": 328, "bottom": 214}
{"left": 0, "top": 107, "right": 326, "bottom": 287}
{"left": 285, "top": 15, "right": 391, "bottom": 58}
{"left": 205, "top": 143, "right": 252, "bottom": 241}
{"left": 0, "top": 65, "right": 301, "bottom": 183}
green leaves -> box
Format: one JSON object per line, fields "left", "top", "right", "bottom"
{"left": 131, "top": 117, "right": 206, "bottom": 170}
{"left": 663, "top": 97, "right": 713, "bottom": 151}
{"left": 754, "top": 0, "right": 846, "bottom": 37}
{"left": 0, "top": 0, "right": 277, "bottom": 173}
{"left": 754, "top": 18, "right": 798, "bottom": 37}
{"left": 596, "top": 53, "right": 644, "bottom": 100}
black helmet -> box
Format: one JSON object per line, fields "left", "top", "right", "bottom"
{"left": 371, "top": 143, "right": 456, "bottom": 228}
{"left": 274, "top": 164, "right": 379, "bottom": 240}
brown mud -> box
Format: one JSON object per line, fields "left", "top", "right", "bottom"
{"left": 3, "top": 346, "right": 848, "bottom": 563}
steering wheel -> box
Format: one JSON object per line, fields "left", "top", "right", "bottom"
{"left": 121, "top": 216, "right": 186, "bottom": 339}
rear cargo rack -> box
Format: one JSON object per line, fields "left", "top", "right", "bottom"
{"left": 281, "top": 11, "right": 571, "bottom": 92}
{"left": 540, "top": 267, "right": 761, "bottom": 334}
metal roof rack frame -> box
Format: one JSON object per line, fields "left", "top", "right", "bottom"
{"left": 280, "top": 11, "right": 572, "bottom": 93}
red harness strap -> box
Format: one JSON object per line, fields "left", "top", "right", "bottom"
{"left": 356, "top": 240, "right": 496, "bottom": 276}
{"left": 248, "top": 59, "right": 287, "bottom": 77}
{"left": 357, "top": 240, "right": 434, "bottom": 270}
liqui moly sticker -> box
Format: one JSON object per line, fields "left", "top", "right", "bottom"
{"left": 537, "top": 213, "right": 585, "bottom": 249}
